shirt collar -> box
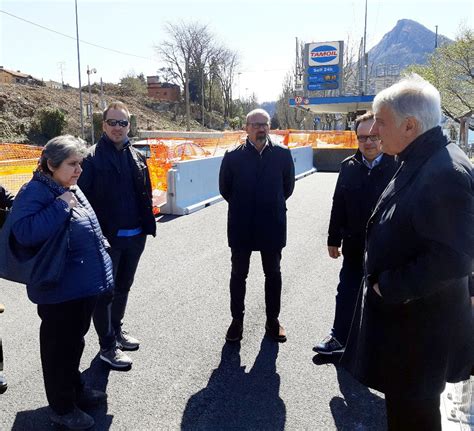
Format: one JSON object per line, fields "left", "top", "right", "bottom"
{"left": 248, "top": 137, "right": 269, "bottom": 154}
{"left": 362, "top": 152, "right": 383, "bottom": 169}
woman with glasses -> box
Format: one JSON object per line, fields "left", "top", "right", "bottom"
{"left": 9, "top": 136, "right": 114, "bottom": 429}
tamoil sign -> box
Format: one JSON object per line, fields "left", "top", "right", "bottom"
{"left": 308, "top": 41, "right": 341, "bottom": 66}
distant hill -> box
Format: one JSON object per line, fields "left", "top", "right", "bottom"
{"left": 368, "top": 19, "right": 452, "bottom": 75}
{"left": 260, "top": 101, "right": 276, "bottom": 117}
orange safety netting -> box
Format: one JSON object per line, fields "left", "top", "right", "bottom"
{"left": 0, "top": 143, "right": 42, "bottom": 194}
{"left": 1, "top": 131, "right": 357, "bottom": 206}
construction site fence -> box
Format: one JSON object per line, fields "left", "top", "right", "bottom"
{"left": 0, "top": 130, "right": 356, "bottom": 199}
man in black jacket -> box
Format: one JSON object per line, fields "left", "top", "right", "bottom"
{"left": 342, "top": 75, "right": 474, "bottom": 430}
{"left": 0, "top": 184, "right": 14, "bottom": 228}
{"left": 314, "top": 112, "right": 397, "bottom": 355}
{"left": 0, "top": 184, "right": 13, "bottom": 393}
{"left": 219, "top": 108, "right": 295, "bottom": 343}
{"left": 79, "top": 102, "right": 156, "bottom": 369}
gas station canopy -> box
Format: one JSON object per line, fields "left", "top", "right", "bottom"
{"left": 289, "top": 95, "right": 375, "bottom": 114}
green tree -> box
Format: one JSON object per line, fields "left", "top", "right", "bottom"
{"left": 37, "top": 108, "right": 66, "bottom": 139}
{"left": 407, "top": 27, "right": 474, "bottom": 124}
{"left": 119, "top": 72, "right": 147, "bottom": 97}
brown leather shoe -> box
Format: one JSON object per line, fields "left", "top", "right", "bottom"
{"left": 225, "top": 319, "right": 243, "bottom": 342}
{"left": 265, "top": 318, "right": 287, "bottom": 343}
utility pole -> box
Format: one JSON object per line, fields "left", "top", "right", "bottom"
{"left": 362, "top": 0, "right": 368, "bottom": 95}
{"left": 57, "top": 61, "right": 65, "bottom": 89}
{"left": 99, "top": 77, "right": 105, "bottom": 110}
{"left": 87, "top": 65, "right": 97, "bottom": 145}
{"left": 75, "top": 0, "right": 84, "bottom": 139}
{"left": 435, "top": 25, "right": 439, "bottom": 48}
{"left": 185, "top": 62, "right": 190, "bottom": 131}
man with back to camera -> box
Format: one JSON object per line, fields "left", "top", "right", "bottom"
{"left": 342, "top": 74, "right": 474, "bottom": 430}
{"left": 79, "top": 101, "right": 156, "bottom": 370}
{"left": 219, "top": 108, "right": 295, "bottom": 343}
{"left": 314, "top": 112, "right": 397, "bottom": 355}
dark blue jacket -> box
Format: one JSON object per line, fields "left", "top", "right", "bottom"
{"left": 10, "top": 172, "right": 113, "bottom": 304}
{"left": 219, "top": 139, "right": 295, "bottom": 251}
{"left": 78, "top": 134, "right": 156, "bottom": 243}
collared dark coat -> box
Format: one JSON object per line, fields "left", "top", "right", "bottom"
{"left": 342, "top": 127, "right": 474, "bottom": 399}
{"left": 78, "top": 134, "right": 156, "bottom": 241}
{"left": 328, "top": 151, "right": 398, "bottom": 259}
{"left": 219, "top": 139, "right": 295, "bottom": 251}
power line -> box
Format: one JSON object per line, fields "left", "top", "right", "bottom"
{"left": 0, "top": 9, "right": 152, "bottom": 60}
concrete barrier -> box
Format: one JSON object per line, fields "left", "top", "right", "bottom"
{"left": 160, "top": 146, "right": 316, "bottom": 216}
{"left": 291, "top": 145, "right": 317, "bottom": 179}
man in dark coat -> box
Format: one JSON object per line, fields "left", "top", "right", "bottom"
{"left": 219, "top": 108, "right": 295, "bottom": 343}
{"left": 342, "top": 74, "right": 474, "bottom": 430}
{"left": 314, "top": 112, "right": 397, "bottom": 355}
{"left": 0, "top": 184, "right": 14, "bottom": 228}
{"left": 0, "top": 184, "right": 13, "bottom": 394}
{"left": 79, "top": 101, "right": 156, "bottom": 370}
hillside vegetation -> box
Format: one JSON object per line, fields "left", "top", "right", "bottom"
{"left": 0, "top": 83, "right": 209, "bottom": 145}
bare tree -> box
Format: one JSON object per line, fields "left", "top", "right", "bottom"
{"left": 156, "top": 21, "right": 214, "bottom": 130}
{"left": 215, "top": 48, "right": 239, "bottom": 121}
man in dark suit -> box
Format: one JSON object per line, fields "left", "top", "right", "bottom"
{"left": 314, "top": 112, "right": 397, "bottom": 355}
{"left": 342, "top": 74, "right": 474, "bottom": 430}
{"left": 219, "top": 108, "right": 295, "bottom": 343}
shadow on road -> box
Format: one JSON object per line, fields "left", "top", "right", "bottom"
{"left": 12, "top": 407, "right": 51, "bottom": 431}
{"left": 79, "top": 353, "right": 115, "bottom": 430}
{"left": 313, "top": 353, "right": 386, "bottom": 430}
{"left": 181, "top": 337, "right": 286, "bottom": 430}
{"left": 156, "top": 214, "right": 181, "bottom": 223}
{"left": 11, "top": 355, "right": 114, "bottom": 430}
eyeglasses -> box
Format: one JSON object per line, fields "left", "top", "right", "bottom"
{"left": 357, "top": 135, "right": 380, "bottom": 143}
{"left": 248, "top": 122, "right": 269, "bottom": 129}
{"left": 105, "top": 119, "right": 129, "bottom": 127}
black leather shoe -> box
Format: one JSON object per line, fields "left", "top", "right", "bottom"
{"left": 265, "top": 318, "right": 287, "bottom": 343}
{"left": 76, "top": 387, "right": 107, "bottom": 408}
{"left": 225, "top": 319, "right": 243, "bottom": 342}
{"left": 0, "top": 372, "right": 7, "bottom": 394}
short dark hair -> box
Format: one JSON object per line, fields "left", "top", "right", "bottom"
{"left": 354, "top": 111, "right": 374, "bottom": 132}
{"left": 103, "top": 101, "right": 130, "bottom": 121}
{"left": 38, "top": 135, "right": 88, "bottom": 175}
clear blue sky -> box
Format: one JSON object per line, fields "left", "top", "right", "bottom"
{"left": 1, "top": 0, "right": 472, "bottom": 102}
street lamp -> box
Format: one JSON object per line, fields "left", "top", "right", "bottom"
{"left": 87, "top": 65, "right": 97, "bottom": 144}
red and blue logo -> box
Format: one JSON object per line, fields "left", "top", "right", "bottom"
{"left": 310, "top": 45, "right": 338, "bottom": 64}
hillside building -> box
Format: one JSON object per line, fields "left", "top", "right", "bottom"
{"left": 0, "top": 67, "right": 43, "bottom": 86}
{"left": 147, "top": 76, "right": 180, "bottom": 102}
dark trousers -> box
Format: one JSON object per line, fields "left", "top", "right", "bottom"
{"left": 385, "top": 394, "right": 441, "bottom": 431}
{"left": 229, "top": 248, "right": 282, "bottom": 321}
{"left": 93, "top": 234, "right": 146, "bottom": 350}
{"left": 37, "top": 295, "right": 97, "bottom": 415}
{"left": 331, "top": 256, "right": 363, "bottom": 345}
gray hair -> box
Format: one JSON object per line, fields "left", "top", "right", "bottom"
{"left": 372, "top": 73, "right": 441, "bottom": 134}
{"left": 38, "top": 135, "right": 88, "bottom": 174}
{"left": 246, "top": 108, "right": 271, "bottom": 124}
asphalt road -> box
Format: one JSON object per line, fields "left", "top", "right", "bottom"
{"left": 0, "top": 172, "right": 387, "bottom": 431}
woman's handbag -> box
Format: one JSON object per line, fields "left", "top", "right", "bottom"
{"left": 0, "top": 214, "right": 70, "bottom": 289}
